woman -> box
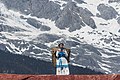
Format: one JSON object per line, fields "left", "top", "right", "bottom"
{"left": 56, "top": 43, "right": 70, "bottom": 75}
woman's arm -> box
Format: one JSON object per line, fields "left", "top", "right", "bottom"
{"left": 64, "top": 50, "right": 68, "bottom": 57}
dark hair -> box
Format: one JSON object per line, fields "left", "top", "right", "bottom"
{"left": 58, "top": 43, "right": 64, "bottom": 47}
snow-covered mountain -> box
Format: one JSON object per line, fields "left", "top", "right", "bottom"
{"left": 0, "top": 0, "right": 120, "bottom": 74}
{"left": 0, "top": 49, "right": 102, "bottom": 74}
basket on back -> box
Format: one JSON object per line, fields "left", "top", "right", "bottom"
{"left": 51, "top": 47, "right": 71, "bottom": 67}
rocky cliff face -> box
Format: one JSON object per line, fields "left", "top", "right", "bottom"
{"left": 0, "top": 74, "right": 120, "bottom": 80}
{"left": 0, "top": 49, "right": 102, "bottom": 74}
{"left": 0, "top": 0, "right": 120, "bottom": 74}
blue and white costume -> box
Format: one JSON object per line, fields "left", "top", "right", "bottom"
{"left": 56, "top": 48, "right": 69, "bottom": 75}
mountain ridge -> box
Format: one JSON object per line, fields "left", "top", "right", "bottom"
{"left": 0, "top": 0, "right": 120, "bottom": 74}
{"left": 0, "top": 49, "right": 102, "bottom": 74}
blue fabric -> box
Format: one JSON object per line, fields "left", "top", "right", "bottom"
{"left": 56, "top": 65, "right": 68, "bottom": 68}
{"left": 60, "top": 48, "right": 64, "bottom": 51}
{"left": 58, "top": 52, "right": 65, "bottom": 58}
{"left": 59, "top": 58, "right": 62, "bottom": 67}
{"left": 56, "top": 49, "right": 68, "bottom": 69}
{"left": 56, "top": 58, "right": 68, "bottom": 68}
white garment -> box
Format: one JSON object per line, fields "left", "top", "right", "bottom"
{"left": 56, "top": 49, "right": 70, "bottom": 75}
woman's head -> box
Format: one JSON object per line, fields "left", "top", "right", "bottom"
{"left": 58, "top": 43, "right": 64, "bottom": 48}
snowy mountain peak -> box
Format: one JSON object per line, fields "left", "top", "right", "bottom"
{"left": 0, "top": 0, "right": 120, "bottom": 74}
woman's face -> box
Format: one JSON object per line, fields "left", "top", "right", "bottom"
{"left": 59, "top": 44, "right": 64, "bottom": 48}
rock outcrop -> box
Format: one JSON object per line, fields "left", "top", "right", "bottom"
{"left": 0, "top": 74, "right": 120, "bottom": 80}
{"left": 97, "top": 4, "right": 118, "bottom": 20}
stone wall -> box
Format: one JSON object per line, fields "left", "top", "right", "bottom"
{"left": 0, "top": 74, "right": 119, "bottom": 80}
